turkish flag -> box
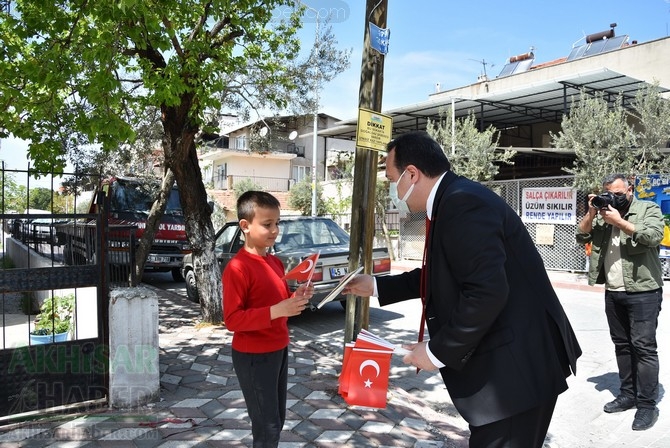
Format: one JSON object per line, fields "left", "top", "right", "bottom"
{"left": 340, "top": 347, "right": 392, "bottom": 408}
{"left": 339, "top": 343, "right": 355, "bottom": 396}
{"left": 283, "top": 253, "right": 319, "bottom": 282}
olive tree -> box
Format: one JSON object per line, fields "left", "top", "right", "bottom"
{"left": 552, "top": 85, "right": 670, "bottom": 193}
{"left": 427, "top": 108, "right": 515, "bottom": 182}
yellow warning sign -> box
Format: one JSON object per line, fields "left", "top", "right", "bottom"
{"left": 355, "top": 108, "right": 393, "bottom": 152}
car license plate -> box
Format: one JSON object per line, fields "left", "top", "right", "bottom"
{"left": 148, "top": 255, "right": 171, "bottom": 263}
{"left": 330, "top": 267, "right": 348, "bottom": 278}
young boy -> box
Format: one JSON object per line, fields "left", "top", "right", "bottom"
{"left": 223, "top": 191, "right": 313, "bottom": 447}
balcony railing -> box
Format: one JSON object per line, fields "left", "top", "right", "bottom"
{"left": 201, "top": 138, "right": 306, "bottom": 157}
{"left": 213, "top": 175, "right": 295, "bottom": 192}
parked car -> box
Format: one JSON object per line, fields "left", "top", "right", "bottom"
{"left": 181, "top": 216, "right": 392, "bottom": 308}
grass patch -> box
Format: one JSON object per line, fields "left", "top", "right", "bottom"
{"left": 0, "top": 256, "right": 15, "bottom": 269}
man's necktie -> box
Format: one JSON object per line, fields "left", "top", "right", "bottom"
{"left": 418, "top": 216, "right": 430, "bottom": 344}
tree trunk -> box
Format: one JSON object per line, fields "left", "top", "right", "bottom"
{"left": 134, "top": 168, "right": 175, "bottom": 284}
{"left": 162, "top": 103, "right": 222, "bottom": 324}
{"left": 380, "top": 219, "right": 396, "bottom": 261}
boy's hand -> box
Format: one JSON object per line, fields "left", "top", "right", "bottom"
{"left": 295, "top": 281, "right": 314, "bottom": 300}
{"left": 271, "top": 282, "right": 313, "bottom": 319}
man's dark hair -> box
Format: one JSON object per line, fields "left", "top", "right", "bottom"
{"left": 386, "top": 131, "right": 451, "bottom": 176}
{"left": 602, "top": 173, "right": 630, "bottom": 188}
{"left": 237, "top": 191, "right": 280, "bottom": 221}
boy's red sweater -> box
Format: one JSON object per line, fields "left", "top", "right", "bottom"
{"left": 222, "top": 248, "right": 291, "bottom": 353}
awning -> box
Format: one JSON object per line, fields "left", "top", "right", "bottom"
{"left": 320, "top": 68, "right": 669, "bottom": 141}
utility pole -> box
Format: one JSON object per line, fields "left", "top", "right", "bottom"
{"left": 344, "top": 0, "right": 388, "bottom": 344}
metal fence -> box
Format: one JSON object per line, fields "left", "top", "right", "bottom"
{"left": 490, "top": 175, "right": 587, "bottom": 271}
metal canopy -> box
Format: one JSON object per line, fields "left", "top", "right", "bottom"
{"left": 321, "top": 68, "right": 668, "bottom": 142}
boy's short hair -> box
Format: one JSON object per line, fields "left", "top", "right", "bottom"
{"left": 237, "top": 191, "right": 280, "bottom": 221}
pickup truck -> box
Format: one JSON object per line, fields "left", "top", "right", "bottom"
{"left": 58, "top": 176, "right": 190, "bottom": 281}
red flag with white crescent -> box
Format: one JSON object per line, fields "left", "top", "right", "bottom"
{"left": 282, "top": 253, "right": 319, "bottom": 282}
{"left": 340, "top": 347, "right": 392, "bottom": 409}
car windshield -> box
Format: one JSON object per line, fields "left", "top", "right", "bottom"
{"left": 111, "top": 179, "right": 183, "bottom": 215}
{"left": 274, "top": 218, "right": 350, "bottom": 251}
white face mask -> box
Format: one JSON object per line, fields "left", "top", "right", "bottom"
{"left": 389, "top": 169, "right": 414, "bottom": 214}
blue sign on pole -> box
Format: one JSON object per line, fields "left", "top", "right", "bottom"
{"left": 635, "top": 174, "right": 670, "bottom": 260}
{"left": 368, "top": 22, "right": 390, "bottom": 55}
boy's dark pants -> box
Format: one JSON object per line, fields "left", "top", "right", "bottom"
{"left": 232, "top": 347, "right": 289, "bottom": 448}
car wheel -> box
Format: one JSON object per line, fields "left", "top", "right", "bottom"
{"left": 185, "top": 269, "right": 200, "bottom": 303}
{"left": 172, "top": 267, "right": 185, "bottom": 282}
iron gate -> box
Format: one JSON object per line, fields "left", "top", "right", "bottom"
{"left": 0, "top": 167, "right": 111, "bottom": 421}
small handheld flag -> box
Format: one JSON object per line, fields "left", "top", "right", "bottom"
{"left": 283, "top": 253, "right": 319, "bottom": 282}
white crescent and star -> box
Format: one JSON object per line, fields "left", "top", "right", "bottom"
{"left": 359, "top": 359, "right": 380, "bottom": 388}
{"left": 299, "top": 259, "right": 314, "bottom": 274}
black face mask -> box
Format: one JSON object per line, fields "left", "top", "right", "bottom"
{"left": 612, "top": 192, "right": 630, "bottom": 212}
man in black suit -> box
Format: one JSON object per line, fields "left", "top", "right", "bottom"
{"left": 345, "top": 131, "right": 582, "bottom": 447}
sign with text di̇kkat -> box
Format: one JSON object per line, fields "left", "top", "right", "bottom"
{"left": 521, "top": 187, "right": 576, "bottom": 225}
{"left": 356, "top": 108, "right": 392, "bottom": 152}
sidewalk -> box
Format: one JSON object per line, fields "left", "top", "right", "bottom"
{"left": 1, "top": 262, "right": 669, "bottom": 447}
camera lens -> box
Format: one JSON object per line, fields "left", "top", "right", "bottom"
{"left": 592, "top": 192, "right": 614, "bottom": 209}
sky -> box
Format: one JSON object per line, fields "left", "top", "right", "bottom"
{"left": 308, "top": 0, "right": 670, "bottom": 120}
{"left": 2, "top": 0, "right": 670, "bottom": 185}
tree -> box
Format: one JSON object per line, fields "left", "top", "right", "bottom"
{"left": 233, "top": 178, "right": 264, "bottom": 199}
{"left": 0, "top": 174, "right": 26, "bottom": 212}
{"left": 288, "top": 176, "right": 328, "bottom": 216}
{"left": 628, "top": 83, "right": 670, "bottom": 176}
{"left": 28, "top": 188, "right": 54, "bottom": 211}
{"left": 426, "top": 108, "right": 515, "bottom": 182}
{"left": 0, "top": 1, "right": 349, "bottom": 323}
{"left": 374, "top": 178, "right": 395, "bottom": 261}
{"left": 552, "top": 86, "right": 670, "bottom": 193}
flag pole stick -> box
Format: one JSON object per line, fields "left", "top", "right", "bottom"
{"left": 306, "top": 250, "right": 320, "bottom": 285}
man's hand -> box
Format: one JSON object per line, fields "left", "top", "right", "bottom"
{"left": 341, "top": 274, "right": 374, "bottom": 297}
{"left": 599, "top": 205, "right": 635, "bottom": 235}
{"left": 599, "top": 205, "right": 623, "bottom": 226}
{"left": 401, "top": 342, "right": 438, "bottom": 372}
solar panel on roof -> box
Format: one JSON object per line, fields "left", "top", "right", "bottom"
{"left": 602, "top": 35, "right": 628, "bottom": 52}
{"left": 566, "top": 35, "right": 629, "bottom": 61}
{"left": 497, "top": 61, "right": 520, "bottom": 78}
{"left": 582, "top": 39, "right": 608, "bottom": 57}
{"left": 515, "top": 59, "right": 534, "bottom": 73}
{"left": 497, "top": 56, "right": 535, "bottom": 78}
{"left": 566, "top": 45, "right": 587, "bottom": 61}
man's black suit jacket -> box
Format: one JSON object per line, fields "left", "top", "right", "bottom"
{"left": 377, "top": 171, "right": 582, "bottom": 427}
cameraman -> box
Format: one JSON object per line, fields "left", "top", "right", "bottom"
{"left": 576, "top": 173, "right": 664, "bottom": 431}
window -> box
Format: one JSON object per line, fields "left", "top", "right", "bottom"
{"left": 216, "top": 224, "right": 242, "bottom": 255}
{"left": 234, "top": 136, "right": 247, "bottom": 150}
{"left": 293, "top": 165, "right": 311, "bottom": 183}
